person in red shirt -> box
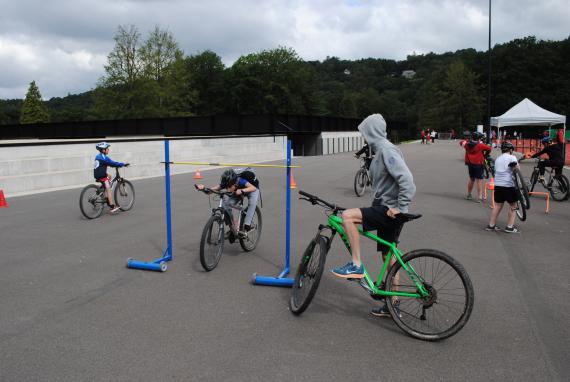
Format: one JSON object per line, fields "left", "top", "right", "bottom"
{"left": 464, "top": 132, "right": 492, "bottom": 202}
{"left": 420, "top": 129, "right": 426, "bottom": 144}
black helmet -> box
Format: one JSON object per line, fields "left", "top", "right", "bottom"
{"left": 501, "top": 141, "right": 515, "bottom": 152}
{"left": 471, "top": 132, "right": 484, "bottom": 141}
{"left": 220, "top": 169, "right": 238, "bottom": 189}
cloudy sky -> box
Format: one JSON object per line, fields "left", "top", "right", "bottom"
{"left": 1, "top": 0, "right": 568, "bottom": 100}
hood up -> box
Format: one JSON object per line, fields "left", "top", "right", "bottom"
{"left": 357, "top": 114, "right": 387, "bottom": 153}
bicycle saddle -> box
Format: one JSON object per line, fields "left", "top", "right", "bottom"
{"left": 395, "top": 213, "right": 422, "bottom": 223}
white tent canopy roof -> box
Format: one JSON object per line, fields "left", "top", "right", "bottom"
{"left": 490, "top": 98, "right": 566, "bottom": 128}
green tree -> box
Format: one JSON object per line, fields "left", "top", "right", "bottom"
{"left": 227, "top": 46, "right": 320, "bottom": 114}
{"left": 186, "top": 50, "right": 226, "bottom": 115}
{"left": 20, "top": 81, "right": 50, "bottom": 124}
{"left": 440, "top": 61, "right": 483, "bottom": 131}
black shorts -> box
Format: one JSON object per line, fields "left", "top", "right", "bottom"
{"left": 494, "top": 186, "right": 517, "bottom": 204}
{"left": 360, "top": 204, "right": 403, "bottom": 254}
{"left": 467, "top": 164, "right": 484, "bottom": 180}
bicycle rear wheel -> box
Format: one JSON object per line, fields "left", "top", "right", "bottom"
{"left": 199, "top": 214, "right": 225, "bottom": 271}
{"left": 549, "top": 175, "right": 569, "bottom": 201}
{"left": 384, "top": 249, "right": 474, "bottom": 341}
{"left": 114, "top": 179, "right": 135, "bottom": 211}
{"left": 290, "top": 235, "right": 329, "bottom": 315}
{"left": 239, "top": 206, "right": 262, "bottom": 252}
{"left": 79, "top": 184, "right": 105, "bottom": 219}
{"left": 354, "top": 168, "right": 368, "bottom": 197}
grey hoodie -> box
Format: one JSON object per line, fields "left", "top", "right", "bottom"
{"left": 357, "top": 114, "right": 416, "bottom": 212}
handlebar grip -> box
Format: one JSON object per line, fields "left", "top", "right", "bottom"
{"left": 298, "top": 190, "right": 315, "bottom": 199}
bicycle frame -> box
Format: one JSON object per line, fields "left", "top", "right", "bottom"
{"left": 209, "top": 192, "right": 247, "bottom": 233}
{"left": 322, "top": 214, "right": 429, "bottom": 299}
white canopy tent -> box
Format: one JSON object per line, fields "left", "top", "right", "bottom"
{"left": 490, "top": 98, "right": 566, "bottom": 140}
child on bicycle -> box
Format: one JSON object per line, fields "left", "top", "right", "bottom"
{"left": 531, "top": 136, "right": 565, "bottom": 181}
{"left": 196, "top": 168, "right": 260, "bottom": 240}
{"left": 94, "top": 142, "right": 129, "bottom": 213}
{"left": 332, "top": 114, "right": 416, "bottom": 317}
{"left": 354, "top": 140, "right": 375, "bottom": 170}
{"left": 486, "top": 141, "right": 520, "bottom": 233}
{"left": 464, "top": 131, "right": 492, "bottom": 202}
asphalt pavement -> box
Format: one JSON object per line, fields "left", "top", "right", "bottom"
{"left": 1, "top": 140, "right": 569, "bottom": 381}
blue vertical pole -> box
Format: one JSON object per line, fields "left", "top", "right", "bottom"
{"left": 280, "top": 139, "right": 292, "bottom": 277}
{"left": 126, "top": 139, "right": 172, "bottom": 271}
{"left": 252, "top": 138, "right": 294, "bottom": 286}
{"left": 164, "top": 139, "right": 173, "bottom": 261}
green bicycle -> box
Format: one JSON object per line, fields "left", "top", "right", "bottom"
{"left": 290, "top": 190, "right": 475, "bottom": 341}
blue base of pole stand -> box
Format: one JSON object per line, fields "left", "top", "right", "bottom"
{"left": 126, "top": 247, "right": 171, "bottom": 272}
{"left": 252, "top": 269, "right": 294, "bottom": 287}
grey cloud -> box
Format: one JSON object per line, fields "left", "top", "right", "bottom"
{"left": 0, "top": 0, "right": 568, "bottom": 99}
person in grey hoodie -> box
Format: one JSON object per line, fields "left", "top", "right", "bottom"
{"left": 332, "top": 114, "right": 416, "bottom": 316}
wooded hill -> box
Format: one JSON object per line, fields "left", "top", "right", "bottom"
{"left": 1, "top": 29, "right": 568, "bottom": 134}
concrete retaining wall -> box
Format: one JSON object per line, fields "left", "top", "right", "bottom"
{"left": 321, "top": 132, "right": 364, "bottom": 155}
{"left": 0, "top": 135, "right": 287, "bottom": 197}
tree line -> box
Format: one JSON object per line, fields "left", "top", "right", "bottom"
{"left": 1, "top": 25, "right": 569, "bottom": 135}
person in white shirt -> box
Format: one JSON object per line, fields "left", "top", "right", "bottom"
{"left": 486, "top": 141, "right": 521, "bottom": 233}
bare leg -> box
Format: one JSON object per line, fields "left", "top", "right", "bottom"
{"left": 506, "top": 202, "right": 517, "bottom": 227}
{"left": 476, "top": 179, "right": 484, "bottom": 200}
{"left": 467, "top": 178, "right": 474, "bottom": 195}
{"left": 488, "top": 203, "right": 504, "bottom": 226}
{"left": 106, "top": 188, "right": 115, "bottom": 206}
{"left": 341, "top": 208, "right": 363, "bottom": 267}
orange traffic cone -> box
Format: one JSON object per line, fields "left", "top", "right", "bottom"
{"left": 194, "top": 169, "right": 203, "bottom": 180}
{"left": 0, "top": 190, "right": 8, "bottom": 208}
{"left": 290, "top": 170, "right": 297, "bottom": 189}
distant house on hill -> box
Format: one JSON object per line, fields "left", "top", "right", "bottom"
{"left": 402, "top": 70, "right": 416, "bottom": 79}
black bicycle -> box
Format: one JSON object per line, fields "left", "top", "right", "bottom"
{"left": 483, "top": 153, "right": 495, "bottom": 179}
{"left": 196, "top": 186, "right": 262, "bottom": 271}
{"left": 79, "top": 167, "right": 135, "bottom": 219}
{"left": 526, "top": 159, "right": 569, "bottom": 201}
{"left": 354, "top": 157, "right": 373, "bottom": 197}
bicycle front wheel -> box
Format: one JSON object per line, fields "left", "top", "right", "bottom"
{"left": 199, "top": 214, "right": 225, "bottom": 271}
{"left": 290, "top": 235, "right": 329, "bottom": 315}
{"left": 528, "top": 170, "right": 538, "bottom": 193}
{"left": 239, "top": 206, "right": 262, "bottom": 252}
{"left": 384, "top": 249, "right": 474, "bottom": 341}
{"left": 513, "top": 168, "right": 530, "bottom": 210}
{"left": 549, "top": 175, "right": 569, "bottom": 201}
{"left": 515, "top": 199, "right": 526, "bottom": 221}
{"left": 115, "top": 180, "right": 135, "bottom": 211}
{"left": 79, "top": 184, "right": 105, "bottom": 219}
{"left": 354, "top": 168, "right": 367, "bottom": 197}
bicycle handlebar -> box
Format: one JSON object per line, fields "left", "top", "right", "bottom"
{"left": 298, "top": 190, "right": 422, "bottom": 223}
{"left": 194, "top": 184, "right": 233, "bottom": 196}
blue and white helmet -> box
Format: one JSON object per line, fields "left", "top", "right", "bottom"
{"left": 96, "top": 142, "right": 111, "bottom": 151}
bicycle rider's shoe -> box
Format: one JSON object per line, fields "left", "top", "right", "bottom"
{"left": 228, "top": 231, "right": 236, "bottom": 243}
{"left": 332, "top": 261, "right": 364, "bottom": 279}
{"left": 109, "top": 205, "right": 121, "bottom": 213}
{"left": 538, "top": 175, "right": 545, "bottom": 183}
{"left": 465, "top": 194, "right": 473, "bottom": 200}
{"left": 371, "top": 301, "right": 401, "bottom": 318}
{"left": 238, "top": 224, "right": 251, "bottom": 238}
{"left": 485, "top": 224, "right": 501, "bottom": 231}
{"left": 504, "top": 225, "right": 521, "bottom": 234}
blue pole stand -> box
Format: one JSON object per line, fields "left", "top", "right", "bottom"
{"left": 252, "top": 139, "right": 294, "bottom": 287}
{"left": 126, "top": 139, "right": 173, "bottom": 272}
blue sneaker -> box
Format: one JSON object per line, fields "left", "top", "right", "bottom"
{"left": 371, "top": 301, "right": 401, "bottom": 318}
{"left": 332, "top": 261, "right": 364, "bottom": 279}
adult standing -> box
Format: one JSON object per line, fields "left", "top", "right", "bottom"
{"left": 464, "top": 132, "right": 492, "bottom": 202}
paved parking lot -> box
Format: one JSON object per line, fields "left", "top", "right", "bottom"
{"left": 1, "top": 140, "right": 569, "bottom": 381}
